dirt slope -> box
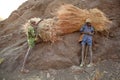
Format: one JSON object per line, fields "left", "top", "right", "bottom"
{"left": 0, "top": 0, "right": 120, "bottom": 80}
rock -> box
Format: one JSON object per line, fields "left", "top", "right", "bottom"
{"left": 47, "top": 72, "right": 50, "bottom": 78}
{"left": 2, "top": 78, "right": 5, "bottom": 80}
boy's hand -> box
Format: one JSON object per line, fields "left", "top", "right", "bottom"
{"left": 87, "top": 32, "right": 93, "bottom": 35}
{"left": 83, "top": 32, "right": 93, "bottom": 36}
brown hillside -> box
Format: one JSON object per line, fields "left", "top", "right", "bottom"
{"left": 0, "top": 0, "right": 120, "bottom": 80}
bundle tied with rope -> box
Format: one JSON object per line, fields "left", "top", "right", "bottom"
{"left": 37, "top": 18, "right": 61, "bottom": 42}
{"left": 23, "top": 4, "right": 111, "bottom": 42}
{"left": 55, "top": 4, "right": 112, "bottom": 34}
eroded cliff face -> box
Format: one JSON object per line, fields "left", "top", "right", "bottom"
{"left": 0, "top": 0, "right": 120, "bottom": 72}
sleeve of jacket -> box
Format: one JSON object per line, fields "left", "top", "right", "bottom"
{"left": 80, "top": 25, "right": 85, "bottom": 32}
{"left": 91, "top": 27, "right": 94, "bottom": 33}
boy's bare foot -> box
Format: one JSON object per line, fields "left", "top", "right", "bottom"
{"left": 80, "top": 62, "right": 85, "bottom": 67}
{"left": 87, "top": 63, "right": 94, "bottom": 67}
{"left": 21, "top": 69, "right": 29, "bottom": 73}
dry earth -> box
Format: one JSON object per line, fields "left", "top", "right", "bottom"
{"left": 0, "top": 0, "right": 120, "bottom": 80}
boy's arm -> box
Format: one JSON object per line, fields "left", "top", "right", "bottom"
{"left": 28, "top": 26, "right": 35, "bottom": 37}
{"left": 87, "top": 32, "right": 94, "bottom": 36}
{"left": 87, "top": 27, "right": 94, "bottom": 36}
{"left": 80, "top": 26, "right": 85, "bottom": 34}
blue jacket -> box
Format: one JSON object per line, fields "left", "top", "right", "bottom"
{"left": 80, "top": 24, "right": 94, "bottom": 41}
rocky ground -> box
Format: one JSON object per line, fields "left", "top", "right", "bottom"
{"left": 0, "top": 0, "right": 120, "bottom": 80}
{"left": 0, "top": 60, "right": 120, "bottom": 80}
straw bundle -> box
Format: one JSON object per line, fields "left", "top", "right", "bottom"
{"left": 37, "top": 18, "right": 59, "bottom": 42}
{"left": 55, "top": 4, "right": 89, "bottom": 34}
{"left": 89, "top": 8, "right": 111, "bottom": 31}
{"left": 55, "top": 4, "right": 111, "bottom": 34}
{"left": 23, "top": 17, "right": 61, "bottom": 42}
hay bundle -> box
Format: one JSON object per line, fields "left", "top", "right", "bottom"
{"left": 23, "top": 17, "right": 61, "bottom": 42}
{"left": 55, "top": 4, "right": 89, "bottom": 34}
{"left": 89, "top": 8, "right": 111, "bottom": 31}
{"left": 55, "top": 4, "right": 111, "bottom": 34}
{"left": 37, "top": 18, "right": 59, "bottom": 42}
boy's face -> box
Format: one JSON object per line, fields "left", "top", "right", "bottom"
{"left": 86, "top": 22, "right": 91, "bottom": 27}
{"left": 31, "top": 21, "right": 36, "bottom": 26}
